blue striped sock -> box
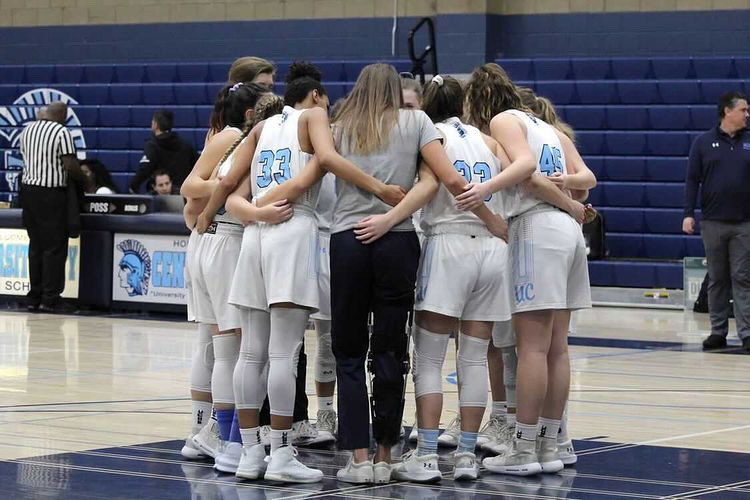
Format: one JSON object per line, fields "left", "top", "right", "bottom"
{"left": 417, "top": 429, "right": 439, "bottom": 456}
{"left": 228, "top": 411, "right": 242, "bottom": 443}
{"left": 457, "top": 431, "right": 478, "bottom": 454}
{"left": 216, "top": 409, "right": 234, "bottom": 441}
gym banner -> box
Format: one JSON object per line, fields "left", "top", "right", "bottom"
{"left": 112, "top": 233, "right": 188, "bottom": 305}
{"left": 0, "top": 228, "right": 80, "bottom": 298}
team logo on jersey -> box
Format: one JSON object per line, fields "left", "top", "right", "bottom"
{"left": 0, "top": 88, "right": 87, "bottom": 177}
{"left": 116, "top": 239, "right": 152, "bottom": 297}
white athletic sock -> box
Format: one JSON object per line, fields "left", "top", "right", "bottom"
{"left": 240, "top": 427, "right": 261, "bottom": 448}
{"left": 515, "top": 422, "right": 537, "bottom": 443}
{"left": 491, "top": 401, "right": 507, "bottom": 418}
{"left": 270, "top": 428, "right": 293, "bottom": 453}
{"left": 319, "top": 396, "right": 334, "bottom": 411}
{"left": 191, "top": 401, "right": 213, "bottom": 435}
{"left": 558, "top": 406, "right": 570, "bottom": 443}
{"left": 538, "top": 417, "right": 561, "bottom": 441}
{"left": 506, "top": 412, "right": 517, "bottom": 426}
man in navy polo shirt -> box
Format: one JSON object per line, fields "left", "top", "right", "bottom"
{"left": 683, "top": 91, "right": 750, "bottom": 352}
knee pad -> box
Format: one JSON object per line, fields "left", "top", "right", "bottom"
{"left": 190, "top": 323, "right": 214, "bottom": 392}
{"left": 315, "top": 323, "right": 336, "bottom": 383}
{"left": 233, "top": 335, "right": 269, "bottom": 410}
{"left": 457, "top": 334, "right": 489, "bottom": 408}
{"left": 211, "top": 332, "right": 239, "bottom": 404}
{"left": 412, "top": 326, "right": 450, "bottom": 399}
{"left": 267, "top": 307, "right": 308, "bottom": 417}
{"left": 501, "top": 346, "right": 518, "bottom": 407}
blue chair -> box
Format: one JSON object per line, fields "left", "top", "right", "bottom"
{"left": 576, "top": 131, "right": 605, "bottom": 155}
{"left": 571, "top": 58, "right": 611, "bottom": 80}
{"left": 130, "top": 128, "right": 152, "bottom": 150}
{"left": 576, "top": 81, "right": 617, "bottom": 104}
{"left": 645, "top": 183, "right": 684, "bottom": 208}
{"left": 0, "top": 84, "right": 18, "bottom": 104}
{"left": 685, "top": 236, "right": 705, "bottom": 256}
{"left": 128, "top": 151, "right": 144, "bottom": 172}
{"left": 648, "top": 132, "right": 689, "bottom": 156}
{"left": 606, "top": 233, "right": 644, "bottom": 258}
{"left": 105, "top": 106, "right": 131, "bottom": 127}
{"left": 642, "top": 234, "right": 687, "bottom": 259}
{"left": 603, "top": 182, "right": 646, "bottom": 207}
{"left": 659, "top": 80, "right": 700, "bottom": 104}
{"left": 564, "top": 106, "right": 605, "bottom": 129}
{"left": 25, "top": 65, "right": 56, "bottom": 84}
{"left": 195, "top": 106, "right": 212, "bottom": 128}
{"left": 598, "top": 207, "right": 645, "bottom": 232}
{"left": 206, "top": 82, "right": 224, "bottom": 102}
{"left": 115, "top": 64, "right": 146, "bottom": 84}
{"left": 701, "top": 80, "right": 740, "bottom": 104}
{"left": 142, "top": 84, "right": 175, "bottom": 105}
{"left": 0, "top": 66, "right": 24, "bottom": 84}
{"left": 587, "top": 260, "right": 616, "bottom": 287}
{"left": 606, "top": 105, "right": 648, "bottom": 129}
{"left": 690, "top": 105, "right": 716, "bottom": 130}
{"left": 95, "top": 151, "right": 130, "bottom": 173}
{"left": 110, "top": 172, "right": 132, "bottom": 193}
{"left": 77, "top": 128, "right": 97, "bottom": 149}
{"left": 606, "top": 131, "right": 647, "bottom": 155}
{"left": 177, "top": 63, "right": 210, "bottom": 83}
{"left": 610, "top": 58, "right": 651, "bottom": 80}
{"left": 83, "top": 65, "right": 114, "bottom": 84}
{"left": 734, "top": 56, "right": 750, "bottom": 79}
{"left": 191, "top": 129, "right": 206, "bottom": 149}
{"left": 209, "top": 62, "right": 231, "bottom": 82}
{"left": 110, "top": 84, "right": 142, "bottom": 105}
{"left": 131, "top": 106, "right": 157, "bottom": 127}
{"left": 587, "top": 185, "right": 604, "bottom": 205}
{"left": 615, "top": 261, "right": 658, "bottom": 288}
{"left": 97, "top": 128, "right": 129, "bottom": 149}
{"left": 649, "top": 106, "right": 690, "bottom": 130}
{"left": 175, "top": 84, "right": 208, "bottom": 105}
{"left": 496, "top": 59, "right": 533, "bottom": 81}
{"left": 173, "top": 107, "right": 197, "bottom": 128}
{"left": 316, "top": 61, "right": 345, "bottom": 81}
{"left": 145, "top": 64, "right": 177, "bottom": 83}
{"left": 646, "top": 157, "right": 686, "bottom": 182}
{"left": 52, "top": 84, "right": 82, "bottom": 103}
{"left": 535, "top": 81, "right": 576, "bottom": 105}
{"left": 693, "top": 57, "right": 735, "bottom": 79}
{"left": 584, "top": 155, "right": 605, "bottom": 179}
{"left": 73, "top": 106, "right": 98, "bottom": 127}
{"left": 644, "top": 208, "right": 684, "bottom": 234}
{"left": 533, "top": 59, "right": 571, "bottom": 80}
{"left": 651, "top": 57, "right": 692, "bottom": 79}
{"left": 56, "top": 65, "right": 84, "bottom": 84}
{"left": 616, "top": 81, "right": 660, "bottom": 104}
{"left": 603, "top": 156, "right": 647, "bottom": 181}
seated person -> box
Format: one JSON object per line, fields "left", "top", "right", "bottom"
{"left": 80, "top": 159, "right": 118, "bottom": 194}
{"left": 150, "top": 169, "right": 178, "bottom": 195}
{"left": 128, "top": 110, "right": 198, "bottom": 193}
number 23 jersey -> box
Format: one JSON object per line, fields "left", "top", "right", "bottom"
{"left": 251, "top": 105, "right": 320, "bottom": 212}
{"left": 501, "top": 109, "right": 567, "bottom": 218}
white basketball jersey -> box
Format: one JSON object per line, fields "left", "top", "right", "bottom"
{"left": 420, "top": 117, "right": 502, "bottom": 233}
{"left": 501, "top": 109, "right": 567, "bottom": 218}
{"left": 215, "top": 126, "right": 243, "bottom": 224}
{"left": 251, "top": 106, "right": 320, "bottom": 212}
{"left": 315, "top": 172, "right": 336, "bottom": 231}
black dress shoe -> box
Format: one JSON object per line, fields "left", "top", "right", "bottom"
{"left": 26, "top": 304, "right": 40, "bottom": 313}
{"left": 39, "top": 303, "right": 78, "bottom": 315}
{"left": 702, "top": 334, "right": 727, "bottom": 350}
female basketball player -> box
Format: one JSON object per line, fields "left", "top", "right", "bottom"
{"left": 461, "top": 63, "right": 595, "bottom": 476}
{"left": 196, "top": 62, "right": 404, "bottom": 484}
{"left": 326, "top": 64, "right": 507, "bottom": 485}
{"left": 391, "top": 75, "right": 536, "bottom": 483}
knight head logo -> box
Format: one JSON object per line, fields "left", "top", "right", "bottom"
{"left": 117, "top": 239, "right": 151, "bottom": 297}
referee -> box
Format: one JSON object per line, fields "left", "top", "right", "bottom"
{"left": 19, "top": 101, "right": 84, "bottom": 312}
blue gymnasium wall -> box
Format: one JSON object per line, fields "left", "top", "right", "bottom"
{"left": 0, "top": 10, "right": 748, "bottom": 72}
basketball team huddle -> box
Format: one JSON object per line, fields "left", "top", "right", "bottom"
{"left": 179, "top": 56, "right": 597, "bottom": 485}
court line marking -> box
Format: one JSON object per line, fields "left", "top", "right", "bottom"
{"left": 663, "top": 479, "right": 750, "bottom": 499}
{"left": 569, "top": 399, "right": 750, "bottom": 411}
{"left": 0, "top": 397, "right": 188, "bottom": 409}
{"left": 571, "top": 368, "right": 750, "bottom": 384}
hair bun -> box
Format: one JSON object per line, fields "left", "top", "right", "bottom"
{"left": 431, "top": 75, "right": 444, "bottom": 87}
{"left": 286, "top": 61, "right": 322, "bottom": 84}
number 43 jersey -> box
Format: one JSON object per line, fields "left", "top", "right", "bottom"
{"left": 420, "top": 117, "right": 502, "bottom": 234}
{"left": 251, "top": 106, "right": 321, "bottom": 213}
{"left": 501, "top": 109, "right": 567, "bottom": 219}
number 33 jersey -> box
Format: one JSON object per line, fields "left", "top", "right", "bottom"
{"left": 420, "top": 117, "right": 503, "bottom": 234}
{"left": 251, "top": 105, "right": 320, "bottom": 212}
{"left": 501, "top": 109, "right": 567, "bottom": 219}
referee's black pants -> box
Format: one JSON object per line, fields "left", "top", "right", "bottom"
{"left": 330, "top": 229, "right": 420, "bottom": 450}
{"left": 20, "top": 184, "right": 68, "bottom": 307}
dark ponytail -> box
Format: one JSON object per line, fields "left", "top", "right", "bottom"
{"left": 421, "top": 75, "right": 464, "bottom": 124}
{"left": 208, "top": 82, "right": 267, "bottom": 134}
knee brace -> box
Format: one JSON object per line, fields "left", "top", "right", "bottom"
{"left": 457, "top": 334, "right": 489, "bottom": 408}
{"left": 233, "top": 308, "right": 270, "bottom": 410}
{"left": 412, "top": 326, "right": 450, "bottom": 399}
{"left": 190, "top": 323, "right": 214, "bottom": 393}
{"left": 211, "top": 332, "right": 239, "bottom": 404}
{"left": 501, "top": 346, "right": 518, "bottom": 408}
{"left": 267, "top": 307, "right": 309, "bottom": 417}
{"left": 314, "top": 320, "right": 336, "bottom": 383}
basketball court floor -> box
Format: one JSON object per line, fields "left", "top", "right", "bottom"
{"left": 0, "top": 306, "right": 748, "bottom": 499}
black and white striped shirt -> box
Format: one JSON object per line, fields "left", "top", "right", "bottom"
{"left": 19, "top": 120, "right": 76, "bottom": 188}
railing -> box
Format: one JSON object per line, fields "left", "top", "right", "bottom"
{"left": 407, "top": 17, "right": 437, "bottom": 84}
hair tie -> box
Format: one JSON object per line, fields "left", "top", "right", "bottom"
{"left": 431, "top": 75, "right": 444, "bottom": 87}
{"left": 229, "top": 82, "right": 244, "bottom": 93}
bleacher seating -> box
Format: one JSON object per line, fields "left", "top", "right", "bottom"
{"left": 0, "top": 55, "right": 735, "bottom": 289}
